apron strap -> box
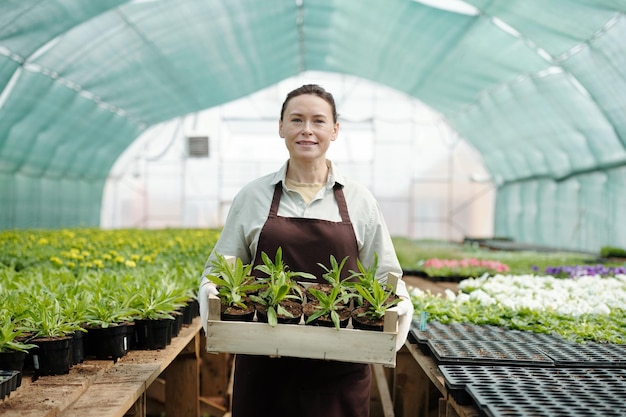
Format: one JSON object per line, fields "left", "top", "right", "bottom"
{"left": 268, "top": 182, "right": 283, "bottom": 218}
{"left": 333, "top": 183, "right": 351, "bottom": 224}
{"left": 270, "top": 182, "right": 351, "bottom": 224}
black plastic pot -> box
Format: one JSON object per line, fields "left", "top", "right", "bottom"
{"left": 84, "top": 324, "right": 129, "bottom": 361}
{"left": 182, "top": 299, "right": 198, "bottom": 325}
{"left": 31, "top": 335, "right": 73, "bottom": 376}
{"left": 133, "top": 318, "right": 172, "bottom": 350}
{"left": 0, "top": 350, "right": 27, "bottom": 373}
{"left": 71, "top": 330, "right": 85, "bottom": 365}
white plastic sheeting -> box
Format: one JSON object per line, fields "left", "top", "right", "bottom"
{"left": 102, "top": 73, "right": 495, "bottom": 241}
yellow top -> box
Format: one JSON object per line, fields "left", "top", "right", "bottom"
{"left": 285, "top": 178, "right": 325, "bottom": 204}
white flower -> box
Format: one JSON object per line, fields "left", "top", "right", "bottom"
{"left": 409, "top": 287, "right": 425, "bottom": 298}
{"left": 469, "top": 289, "right": 496, "bottom": 305}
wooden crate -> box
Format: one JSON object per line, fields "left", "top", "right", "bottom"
{"left": 205, "top": 296, "right": 398, "bottom": 367}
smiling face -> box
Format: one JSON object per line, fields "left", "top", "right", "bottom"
{"left": 279, "top": 94, "right": 339, "bottom": 163}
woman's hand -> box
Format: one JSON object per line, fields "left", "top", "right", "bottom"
{"left": 393, "top": 297, "right": 414, "bottom": 351}
{"left": 199, "top": 279, "right": 218, "bottom": 334}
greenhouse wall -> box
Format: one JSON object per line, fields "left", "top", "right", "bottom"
{"left": 0, "top": 173, "right": 103, "bottom": 229}
{"left": 494, "top": 166, "right": 626, "bottom": 253}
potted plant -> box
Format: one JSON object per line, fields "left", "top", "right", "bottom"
{"left": 23, "top": 296, "right": 82, "bottom": 376}
{"left": 0, "top": 312, "right": 37, "bottom": 374}
{"left": 83, "top": 292, "right": 139, "bottom": 361}
{"left": 351, "top": 278, "right": 400, "bottom": 331}
{"left": 206, "top": 253, "right": 264, "bottom": 321}
{"left": 129, "top": 276, "right": 190, "bottom": 350}
{"left": 348, "top": 255, "right": 401, "bottom": 331}
{"left": 303, "top": 285, "right": 354, "bottom": 329}
{"left": 305, "top": 255, "right": 350, "bottom": 301}
{"left": 62, "top": 291, "right": 91, "bottom": 365}
{"left": 251, "top": 248, "right": 315, "bottom": 326}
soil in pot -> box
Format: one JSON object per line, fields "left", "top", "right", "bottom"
{"left": 302, "top": 302, "right": 351, "bottom": 328}
{"left": 31, "top": 335, "right": 73, "bottom": 376}
{"left": 256, "top": 300, "right": 302, "bottom": 325}
{"left": 350, "top": 307, "right": 385, "bottom": 331}
{"left": 220, "top": 301, "right": 256, "bottom": 322}
{"left": 304, "top": 283, "right": 333, "bottom": 303}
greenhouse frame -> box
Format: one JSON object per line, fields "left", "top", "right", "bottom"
{"left": 1, "top": 0, "right": 626, "bottom": 253}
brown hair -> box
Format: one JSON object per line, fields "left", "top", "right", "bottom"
{"left": 280, "top": 84, "right": 338, "bottom": 123}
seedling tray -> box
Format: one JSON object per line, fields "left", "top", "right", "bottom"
{"left": 204, "top": 295, "right": 398, "bottom": 367}
{"left": 427, "top": 339, "right": 554, "bottom": 366}
{"left": 410, "top": 321, "right": 504, "bottom": 353}
{"left": 468, "top": 381, "right": 626, "bottom": 417}
{"left": 439, "top": 365, "right": 626, "bottom": 406}
{"left": 537, "top": 341, "right": 626, "bottom": 368}
{"left": 0, "top": 370, "right": 20, "bottom": 400}
{"left": 410, "top": 321, "right": 563, "bottom": 354}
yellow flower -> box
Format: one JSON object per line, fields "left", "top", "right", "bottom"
{"left": 50, "top": 256, "right": 63, "bottom": 266}
{"left": 125, "top": 260, "right": 137, "bottom": 268}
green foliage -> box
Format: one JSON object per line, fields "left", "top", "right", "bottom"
{"left": 346, "top": 254, "right": 385, "bottom": 302}
{"left": 254, "top": 247, "right": 316, "bottom": 282}
{"left": 206, "top": 253, "right": 263, "bottom": 309}
{"left": 600, "top": 246, "right": 626, "bottom": 259}
{"left": 82, "top": 291, "right": 137, "bottom": 328}
{"left": 251, "top": 248, "right": 314, "bottom": 327}
{"left": 412, "top": 294, "right": 626, "bottom": 344}
{"left": 0, "top": 311, "right": 37, "bottom": 353}
{"left": 345, "top": 253, "right": 400, "bottom": 320}
{"left": 0, "top": 229, "right": 217, "bottom": 333}
{"left": 23, "top": 296, "right": 82, "bottom": 338}
{"left": 354, "top": 279, "right": 400, "bottom": 320}
{"left": 305, "top": 286, "right": 354, "bottom": 330}
{"left": 129, "top": 274, "right": 191, "bottom": 320}
{"left": 392, "top": 238, "right": 622, "bottom": 275}
{"left": 317, "top": 255, "right": 349, "bottom": 289}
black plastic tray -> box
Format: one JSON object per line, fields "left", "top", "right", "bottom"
{"left": 0, "top": 370, "right": 21, "bottom": 400}
{"left": 409, "top": 320, "right": 563, "bottom": 354}
{"left": 537, "top": 342, "right": 626, "bottom": 368}
{"left": 468, "top": 382, "right": 626, "bottom": 417}
{"left": 427, "top": 339, "right": 554, "bottom": 366}
{"left": 440, "top": 365, "right": 626, "bottom": 406}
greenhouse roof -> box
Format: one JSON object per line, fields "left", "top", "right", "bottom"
{"left": 1, "top": 0, "right": 626, "bottom": 245}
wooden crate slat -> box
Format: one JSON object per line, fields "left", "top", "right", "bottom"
{"left": 205, "top": 320, "right": 396, "bottom": 367}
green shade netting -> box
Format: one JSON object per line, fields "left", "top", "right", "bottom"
{"left": 0, "top": 0, "right": 625, "bottom": 252}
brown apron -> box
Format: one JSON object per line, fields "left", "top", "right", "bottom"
{"left": 231, "top": 182, "right": 371, "bottom": 417}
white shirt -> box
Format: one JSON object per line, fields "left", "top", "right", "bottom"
{"left": 201, "top": 160, "right": 403, "bottom": 289}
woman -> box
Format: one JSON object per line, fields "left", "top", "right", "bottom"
{"left": 199, "top": 84, "right": 413, "bottom": 417}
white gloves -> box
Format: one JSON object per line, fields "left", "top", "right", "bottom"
{"left": 391, "top": 279, "right": 414, "bottom": 351}
{"left": 393, "top": 297, "right": 414, "bottom": 351}
{"left": 199, "top": 277, "right": 218, "bottom": 334}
